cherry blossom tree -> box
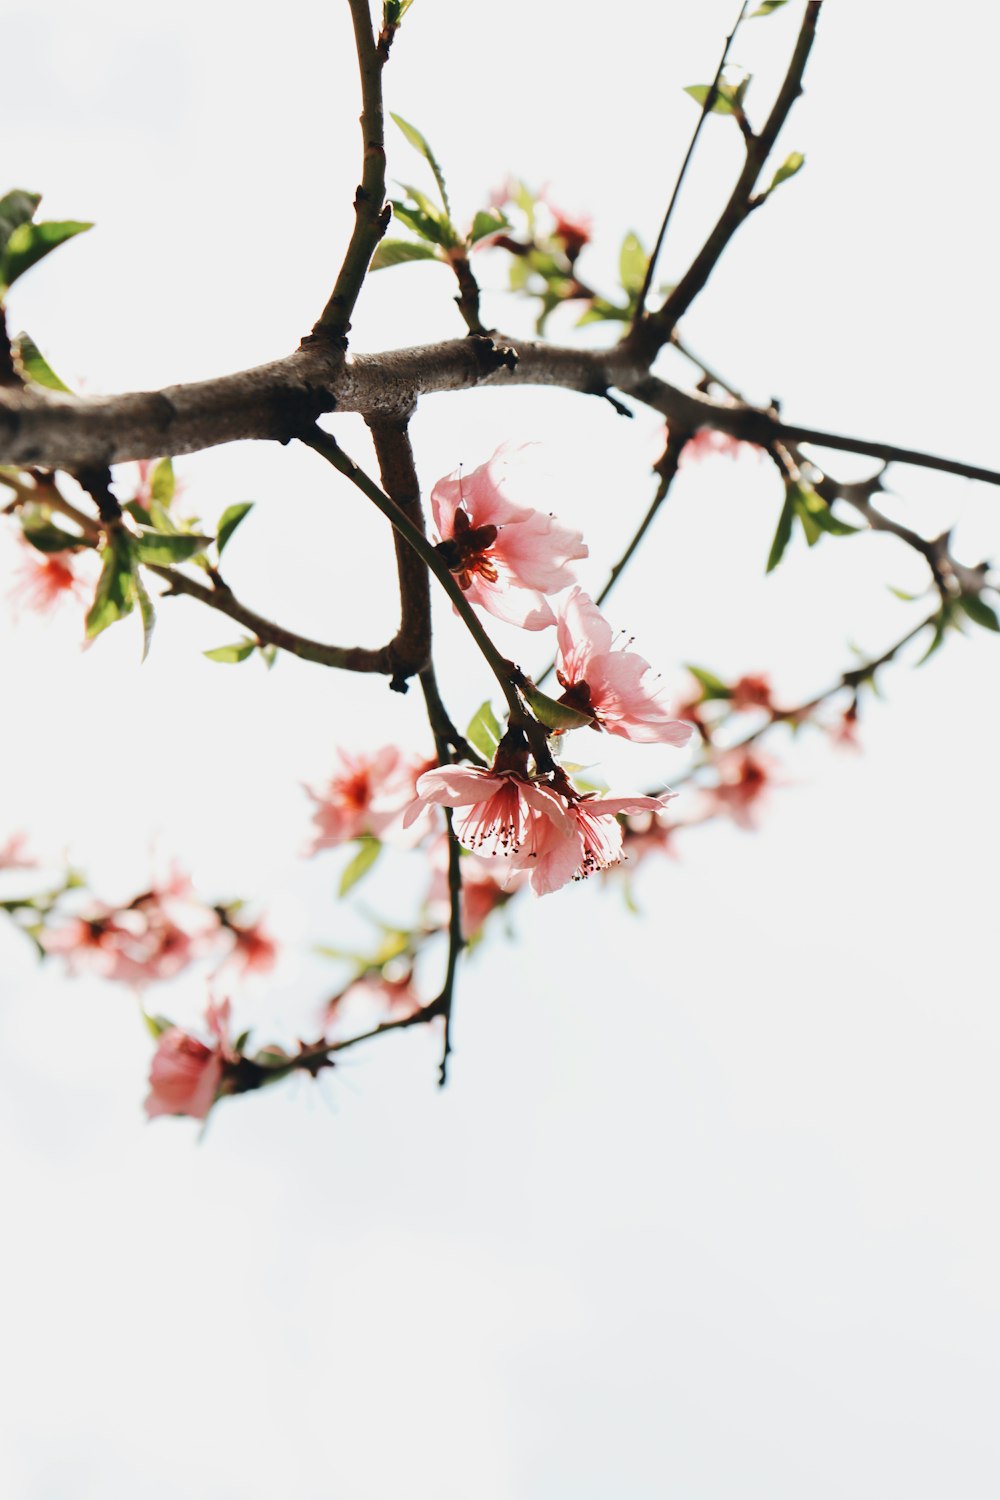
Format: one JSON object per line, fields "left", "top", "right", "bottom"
{"left": 2, "top": 0, "right": 997, "bottom": 1127}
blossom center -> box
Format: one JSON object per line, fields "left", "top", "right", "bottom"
{"left": 435, "top": 507, "right": 500, "bottom": 591}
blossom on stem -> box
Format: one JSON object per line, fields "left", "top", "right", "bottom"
{"left": 40, "top": 870, "right": 214, "bottom": 987}
{"left": 145, "top": 999, "right": 234, "bottom": 1121}
{"left": 515, "top": 792, "right": 674, "bottom": 894}
{"left": 554, "top": 588, "right": 693, "bottom": 745}
{"left": 426, "top": 835, "right": 521, "bottom": 939}
{"left": 542, "top": 194, "right": 593, "bottom": 259}
{"left": 729, "top": 674, "right": 774, "bottom": 714}
{"left": 707, "top": 749, "right": 775, "bottom": 830}
{"left": 679, "top": 427, "right": 762, "bottom": 467}
{"left": 431, "top": 449, "right": 587, "bottom": 630}
{"left": 8, "top": 541, "right": 89, "bottom": 618}
{"left": 305, "top": 747, "right": 434, "bottom": 852}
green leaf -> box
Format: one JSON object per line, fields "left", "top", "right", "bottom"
{"left": 133, "top": 528, "right": 212, "bottom": 565}
{"left": 576, "top": 297, "right": 630, "bottom": 327}
{"left": 85, "top": 530, "right": 136, "bottom": 639}
{"left": 888, "top": 585, "right": 921, "bottom": 602}
{"left": 142, "top": 1011, "right": 174, "bottom": 1040}
{"left": 370, "top": 238, "right": 439, "bottom": 270}
{"left": 0, "top": 219, "right": 92, "bottom": 293}
{"left": 683, "top": 81, "right": 743, "bottom": 117}
{"left": 12, "top": 332, "right": 71, "bottom": 391}
{"left": 339, "top": 838, "right": 382, "bottom": 897}
{"left": 466, "top": 700, "right": 503, "bottom": 761}
{"left": 469, "top": 208, "right": 509, "bottom": 245}
{"left": 767, "top": 151, "right": 805, "bottom": 194}
{"left": 766, "top": 488, "right": 797, "bottom": 573}
{"left": 383, "top": 0, "right": 415, "bottom": 25}
{"left": 259, "top": 643, "right": 278, "bottom": 669}
{"left": 133, "top": 568, "right": 156, "bottom": 662}
{"left": 150, "top": 457, "right": 175, "bottom": 508}
{"left": 791, "top": 482, "right": 862, "bottom": 547}
{"left": 915, "top": 610, "right": 952, "bottom": 666}
{"left": 686, "top": 665, "right": 733, "bottom": 701}
{"left": 204, "top": 639, "right": 257, "bottom": 664}
{"left": 0, "top": 190, "right": 41, "bottom": 253}
{"left": 216, "top": 501, "right": 253, "bottom": 555}
{"left": 147, "top": 499, "right": 180, "bottom": 534}
{"left": 618, "top": 231, "right": 647, "bottom": 297}
{"left": 957, "top": 593, "right": 1000, "bottom": 632}
{"left": 520, "top": 679, "right": 594, "bottom": 733}
{"left": 20, "top": 513, "right": 92, "bottom": 554}
{"left": 751, "top": 0, "right": 789, "bottom": 15}
{"left": 390, "top": 113, "right": 451, "bottom": 216}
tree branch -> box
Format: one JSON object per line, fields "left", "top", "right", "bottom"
{"left": 628, "top": 0, "right": 823, "bottom": 362}
{"left": 311, "top": 0, "right": 391, "bottom": 342}
{"left": 366, "top": 414, "right": 433, "bottom": 687}
{"left": 634, "top": 0, "right": 750, "bottom": 321}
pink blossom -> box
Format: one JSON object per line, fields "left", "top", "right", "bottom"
{"left": 829, "top": 702, "right": 861, "bottom": 752}
{"left": 8, "top": 542, "right": 89, "bottom": 618}
{"left": 412, "top": 764, "right": 673, "bottom": 896}
{"left": 554, "top": 588, "right": 693, "bottom": 745}
{"left": 515, "top": 792, "right": 672, "bottom": 894}
{"left": 145, "top": 1000, "right": 234, "bottom": 1121}
{"left": 40, "top": 874, "right": 213, "bottom": 987}
{"left": 431, "top": 449, "right": 587, "bottom": 630}
{"left": 325, "top": 970, "right": 421, "bottom": 1030}
{"left": 426, "top": 835, "right": 523, "bottom": 937}
{"left": 305, "top": 747, "right": 430, "bottom": 851}
{"left": 729, "top": 673, "right": 774, "bottom": 713}
{"left": 222, "top": 915, "right": 278, "bottom": 977}
{"left": 708, "top": 750, "right": 775, "bottom": 830}
{"left": 0, "top": 832, "right": 34, "bottom": 870}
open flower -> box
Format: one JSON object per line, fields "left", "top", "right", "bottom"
{"left": 145, "top": 999, "right": 235, "bottom": 1121}
{"left": 431, "top": 449, "right": 587, "bottom": 630}
{"left": 8, "top": 541, "right": 90, "bottom": 618}
{"left": 40, "top": 870, "right": 215, "bottom": 987}
{"left": 554, "top": 588, "right": 693, "bottom": 745}
{"left": 305, "top": 747, "right": 433, "bottom": 852}
{"left": 410, "top": 763, "right": 673, "bottom": 896}
{"left": 708, "top": 749, "right": 776, "bottom": 830}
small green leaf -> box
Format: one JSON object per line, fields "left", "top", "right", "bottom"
{"left": 133, "top": 568, "right": 156, "bottom": 662}
{"left": 791, "top": 482, "right": 861, "bottom": 547}
{"left": 766, "top": 488, "right": 797, "bottom": 573}
{"left": 216, "top": 501, "right": 253, "bottom": 555}
{"left": 888, "top": 585, "right": 921, "bottom": 602}
{"left": 150, "top": 458, "right": 175, "bottom": 509}
{"left": 370, "top": 238, "right": 439, "bottom": 270}
{"left": 85, "top": 530, "right": 135, "bottom": 639}
{"left": 133, "top": 528, "right": 212, "bottom": 565}
{"left": 383, "top": 0, "right": 415, "bottom": 25}
{"left": 686, "top": 665, "right": 733, "bottom": 701}
{"left": 469, "top": 208, "right": 509, "bottom": 245}
{"left": 767, "top": 151, "right": 805, "bottom": 194}
{"left": 390, "top": 113, "right": 451, "bottom": 216}
{"left": 147, "top": 499, "right": 180, "bottom": 534}
{"left": 915, "top": 610, "right": 952, "bottom": 666}
{"left": 20, "top": 514, "right": 92, "bottom": 554}
{"left": 339, "top": 838, "right": 382, "bottom": 897}
{"left": 466, "top": 700, "right": 503, "bottom": 761}
{"left": 0, "top": 190, "right": 42, "bottom": 253}
{"left": 142, "top": 1011, "right": 174, "bottom": 1040}
{"left": 684, "top": 81, "right": 741, "bottom": 117}
{"left": 618, "top": 231, "right": 647, "bottom": 297}
{"left": 258, "top": 643, "right": 278, "bottom": 669}
{"left": 957, "top": 593, "right": 1000, "bottom": 632}
{"left": 751, "top": 0, "right": 789, "bottom": 15}
{"left": 12, "top": 332, "right": 71, "bottom": 391}
{"left": 204, "top": 639, "right": 257, "bottom": 664}
{"left": 0, "top": 219, "right": 92, "bottom": 293}
{"left": 520, "top": 679, "right": 594, "bottom": 733}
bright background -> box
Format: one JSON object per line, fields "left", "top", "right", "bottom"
{"left": 3, "top": 3, "right": 1000, "bottom": 1496}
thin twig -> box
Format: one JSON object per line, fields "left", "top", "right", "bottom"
{"left": 630, "top": 0, "right": 823, "bottom": 361}
{"left": 634, "top": 0, "right": 750, "bottom": 321}
{"left": 312, "top": 0, "right": 391, "bottom": 340}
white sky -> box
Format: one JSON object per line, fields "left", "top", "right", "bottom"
{"left": 2, "top": 2, "right": 1000, "bottom": 1496}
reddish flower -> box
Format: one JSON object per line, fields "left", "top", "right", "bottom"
{"left": 620, "top": 809, "right": 681, "bottom": 866}
{"left": 829, "top": 701, "right": 861, "bottom": 752}
{"left": 325, "top": 970, "right": 421, "bottom": 1030}
{"left": 305, "top": 747, "right": 429, "bottom": 852}
{"left": 708, "top": 750, "right": 775, "bottom": 830}
{"left": 554, "top": 588, "right": 693, "bottom": 745}
{"left": 543, "top": 196, "right": 593, "bottom": 259}
{"left": 729, "top": 673, "right": 774, "bottom": 713}
{"left": 40, "top": 872, "right": 213, "bottom": 987}
{"left": 9, "top": 542, "right": 89, "bottom": 618}
{"left": 223, "top": 915, "right": 278, "bottom": 977}
{"left": 431, "top": 449, "right": 588, "bottom": 630}
{"left": 515, "top": 792, "right": 673, "bottom": 894}
{"left": 145, "top": 1000, "right": 234, "bottom": 1121}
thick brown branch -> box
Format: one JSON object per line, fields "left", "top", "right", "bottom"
{"left": 629, "top": 0, "right": 823, "bottom": 361}
{"left": 366, "top": 415, "right": 432, "bottom": 686}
